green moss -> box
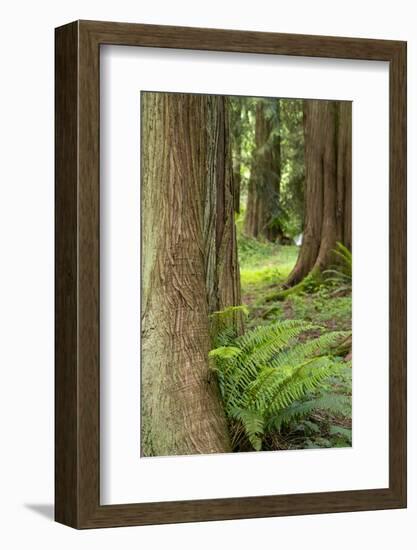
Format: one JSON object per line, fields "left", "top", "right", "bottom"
{"left": 286, "top": 292, "right": 351, "bottom": 330}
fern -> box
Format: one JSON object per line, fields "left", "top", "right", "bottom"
{"left": 267, "top": 393, "right": 351, "bottom": 431}
{"left": 230, "top": 408, "right": 264, "bottom": 451}
{"left": 209, "top": 305, "right": 248, "bottom": 345}
{"left": 209, "top": 318, "right": 351, "bottom": 450}
{"left": 324, "top": 242, "right": 352, "bottom": 287}
{"left": 329, "top": 425, "right": 352, "bottom": 443}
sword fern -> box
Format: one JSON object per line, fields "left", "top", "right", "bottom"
{"left": 209, "top": 318, "right": 350, "bottom": 451}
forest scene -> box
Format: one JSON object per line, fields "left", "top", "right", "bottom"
{"left": 141, "top": 91, "right": 352, "bottom": 457}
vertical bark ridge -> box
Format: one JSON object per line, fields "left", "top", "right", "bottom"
{"left": 141, "top": 93, "right": 233, "bottom": 457}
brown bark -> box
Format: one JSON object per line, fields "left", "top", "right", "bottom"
{"left": 205, "top": 98, "right": 243, "bottom": 332}
{"left": 338, "top": 102, "right": 352, "bottom": 251}
{"left": 141, "top": 92, "right": 239, "bottom": 457}
{"left": 230, "top": 98, "right": 242, "bottom": 214}
{"left": 286, "top": 100, "right": 352, "bottom": 286}
{"left": 244, "top": 100, "right": 282, "bottom": 241}
{"left": 215, "top": 99, "right": 242, "bottom": 316}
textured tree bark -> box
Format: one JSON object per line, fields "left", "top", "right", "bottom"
{"left": 141, "top": 92, "right": 239, "bottom": 457}
{"left": 244, "top": 100, "right": 282, "bottom": 241}
{"left": 286, "top": 100, "right": 352, "bottom": 286}
{"left": 230, "top": 98, "right": 242, "bottom": 214}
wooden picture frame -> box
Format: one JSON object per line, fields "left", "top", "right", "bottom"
{"left": 55, "top": 20, "right": 407, "bottom": 529}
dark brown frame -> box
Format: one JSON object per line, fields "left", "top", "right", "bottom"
{"left": 55, "top": 20, "right": 407, "bottom": 529}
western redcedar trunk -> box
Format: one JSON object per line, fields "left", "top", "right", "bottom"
{"left": 287, "top": 100, "right": 352, "bottom": 286}
{"left": 141, "top": 93, "right": 240, "bottom": 457}
{"left": 244, "top": 100, "right": 282, "bottom": 241}
{"left": 230, "top": 97, "right": 242, "bottom": 214}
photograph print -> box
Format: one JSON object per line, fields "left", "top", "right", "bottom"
{"left": 141, "top": 92, "right": 352, "bottom": 457}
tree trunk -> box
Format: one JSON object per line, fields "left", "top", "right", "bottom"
{"left": 337, "top": 102, "right": 352, "bottom": 251}
{"left": 141, "top": 92, "right": 239, "bottom": 457}
{"left": 244, "top": 100, "right": 282, "bottom": 241}
{"left": 205, "top": 97, "right": 243, "bottom": 335}
{"left": 230, "top": 97, "right": 242, "bottom": 214}
{"left": 286, "top": 100, "right": 352, "bottom": 286}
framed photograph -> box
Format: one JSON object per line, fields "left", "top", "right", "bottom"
{"left": 55, "top": 20, "right": 406, "bottom": 528}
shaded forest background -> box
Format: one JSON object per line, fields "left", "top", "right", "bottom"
{"left": 141, "top": 92, "right": 352, "bottom": 457}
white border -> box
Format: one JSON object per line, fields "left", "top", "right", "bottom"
{"left": 100, "top": 45, "right": 389, "bottom": 505}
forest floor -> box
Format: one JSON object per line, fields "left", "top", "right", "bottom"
{"left": 239, "top": 239, "right": 351, "bottom": 333}
{"left": 238, "top": 235, "right": 352, "bottom": 451}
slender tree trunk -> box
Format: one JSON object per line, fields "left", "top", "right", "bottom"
{"left": 286, "top": 100, "right": 352, "bottom": 286}
{"left": 338, "top": 102, "right": 352, "bottom": 251}
{"left": 244, "top": 100, "right": 282, "bottom": 241}
{"left": 141, "top": 92, "right": 238, "bottom": 457}
{"left": 230, "top": 98, "right": 242, "bottom": 214}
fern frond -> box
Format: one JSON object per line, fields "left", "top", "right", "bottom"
{"left": 230, "top": 408, "right": 264, "bottom": 451}
{"left": 208, "top": 346, "right": 242, "bottom": 361}
{"left": 324, "top": 242, "right": 352, "bottom": 285}
{"left": 210, "top": 304, "right": 250, "bottom": 319}
{"left": 210, "top": 305, "right": 248, "bottom": 347}
{"left": 329, "top": 425, "right": 352, "bottom": 442}
{"left": 325, "top": 269, "right": 351, "bottom": 281}
{"left": 209, "top": 311, "right": 351, "bottom": 451}
{"left": 267, "top": 393, "right": 352, "bottom": 431}
{"left": 265, "top": 358, "right": 335, "bottom": 415}
{"left": 269, "top": 331, "right": 350, "bottom": 370}
{"left": 333, "top": 242, "right": 352, "bottom": 269}
{"left": 215, "top": 326, "right": 237, "bottom": 347}
{"left": 235, "top": 319, "right": 313, "bottom": 353}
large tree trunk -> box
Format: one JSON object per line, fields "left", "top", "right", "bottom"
{"left": 244, "top": 100, "right": 282, "bottom": 241}
{"left": 141, "top": 92, "right": 239, "bottom": 457}
{"left": 286, "top": 100, "right": 352, "bottom": 286}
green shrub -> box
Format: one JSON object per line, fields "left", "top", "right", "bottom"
{"left": 209, "top": 319, "right": 351, "bottom": 451}
{"left": 324, "top": 242, "right": 352, "bottom": 288}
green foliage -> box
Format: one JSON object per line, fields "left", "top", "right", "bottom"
{"left": 267, "top": 393, "right": 351, "bottom": 431}
{"left": 324, "top": 242, "right": 352, "bottom": 287}
{"left": 238, "top": 236, "right": 298, "bottom": 270}
{"left": 265, "top": 270, "right": 324, "bottom": 302}
{"left": 272, "top": 361, "right": 352, "bottom": 449}
{"left": 329, "top": 425, "right": 352, "bottom": 441}
{"left": 209, "top": 305, "right": 248, "bottom": 344}
{"left": 209, "top": 319, "right": 350, "bottom": 451}
{"left": 241, "top": 266, "right": 285, "bottom": 288}
{"left": 237, "top": 234, "right": 298, "bottom": 294}
{"left": 227, "top": 100, "right": 353, "bottom": 452}
{"left": 210, "top": 304, "right": 249, "bottom": 326}
{"left": 285, "top": 292, "right": 351, "bottom": 330}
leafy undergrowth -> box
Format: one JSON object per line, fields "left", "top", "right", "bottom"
{"left": 260, "top": 363, "right": 352, "bottom": 451}
{"left": 236, "top": 236, "right": 352, "bottom": 451}
{"left": 239, "top": 235, "right": 298, "bottom": 314}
